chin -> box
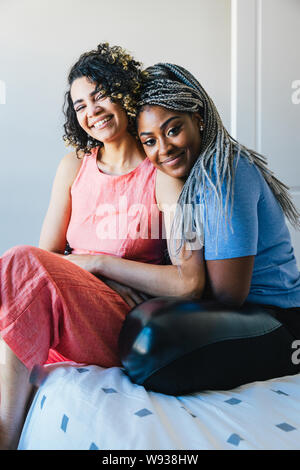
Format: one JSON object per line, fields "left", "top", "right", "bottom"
{"left": 165, "top": 166, "right": 189, "bottom": 179}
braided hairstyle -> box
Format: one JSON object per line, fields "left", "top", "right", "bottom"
{"left": 138, "top": 63, "right": 300, "bottom": 257}
{"left": 63, "top": 43, "right": 144, "bottom": 155}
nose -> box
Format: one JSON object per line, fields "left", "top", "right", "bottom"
{"left": 158, "top": 137, "right": 174, "bottom": 158}
{"left": 86, "top": 101, "right": 103, "bottom": 118}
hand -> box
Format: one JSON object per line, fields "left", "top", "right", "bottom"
{"left": 62, "top": 253, "right": 99, "bottom": 273}
{"left": 102, "top": 278, "right": 150, "bottom": 309}
{"left": 61, "top": 254, "right": 148, "bottom": 307}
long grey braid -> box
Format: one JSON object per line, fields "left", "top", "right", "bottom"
{"left": 138, "top": 63, "right": 300, "bottom": 258}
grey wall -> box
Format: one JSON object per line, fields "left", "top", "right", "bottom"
{"left": 1, "top": 0, "right": 299, "bottom": 264}
{"left": 231, "top": 0, "right": 300, "bottom": 265}
{"left": 0, "top": 0, "right": 231, "bottom": 254}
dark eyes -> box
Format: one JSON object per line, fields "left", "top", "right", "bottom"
{"left": 74, "top": 92, "right": 106, "bottom": 113}
{"left": 142, "top": 125, "right": 182, "bottom": 147}
{"left": 75, "top": 105, "right": 85, "bottom": 113}
{"left": 96, "top": 91, "right": 106, "bottom": 100}
{"left": 143, "top": 138, "right": 156, "bottom": 147}
{"left": 168, "top": 125, "right": 181, "bottom": 136}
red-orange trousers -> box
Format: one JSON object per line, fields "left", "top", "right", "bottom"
{"left": 0, "top": 245, "right": 131, "bottom": 370}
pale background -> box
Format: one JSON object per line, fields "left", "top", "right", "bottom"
{"left": 0, "top": 0, "right": 299, "bottom": 264}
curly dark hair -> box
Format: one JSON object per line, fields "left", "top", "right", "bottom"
{"left": 63, "top": 43, "right": 144, "bottom": 156}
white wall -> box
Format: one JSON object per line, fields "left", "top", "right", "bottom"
{"left": 231, "top": 0, "right": 300, "bottom": 265}
{"left": 259, "top": 0, "right": 300, "bottom": 267}
{"left": 0, "top": 0, "right": 299, "bottom": 266}
{"left": 0, "top": 0, "right": 231, "bottom": 253}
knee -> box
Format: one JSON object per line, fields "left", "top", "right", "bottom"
{"left": 1, "top": 246, "right": 43, "bottom": 271}
{"left": 2, "top": 245, "right": 39, "bottom": 260}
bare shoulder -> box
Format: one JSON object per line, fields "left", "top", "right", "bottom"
{"left": 56, "top": 150, "right": 84, "bottom": 187}
{"left": 60, "top": 150, "right": 84, "bottom": 171}
{"left": 156, "top": 170, "right": 185, "bottom": 208}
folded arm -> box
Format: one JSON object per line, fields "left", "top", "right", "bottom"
{"left": 63, "top": 171, "right": 205, "bottom": 298}
{"left": 39, "top": 159, "right": 205, "bottom": 299}
{"left": 68, "top": 248, "right": 204, "bottom": 299}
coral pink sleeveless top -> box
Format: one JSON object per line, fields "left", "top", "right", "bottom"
{"left": 66, "top": 147, "right": 167, "bottom": 264}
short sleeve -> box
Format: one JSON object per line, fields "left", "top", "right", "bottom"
{"left": 201, "top": 156, "right": 261, "bottom": 260}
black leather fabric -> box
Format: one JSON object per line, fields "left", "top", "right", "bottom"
{"left": 118, "top": 298, "right": 300, "bottom": 395}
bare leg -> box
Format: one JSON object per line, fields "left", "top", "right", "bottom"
{"left": 0, "top": 338, "right": 35, "bottom": 450}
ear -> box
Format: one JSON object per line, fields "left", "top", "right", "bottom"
{"left": 191, "top": 112, "right": 204, "bottom": 131}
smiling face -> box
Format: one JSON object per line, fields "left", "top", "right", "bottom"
{"left": 70, "top": 76, "right": 129, "bottom": 144}
{"left": 137, "top": 105, "right": 202, "bottom": 179}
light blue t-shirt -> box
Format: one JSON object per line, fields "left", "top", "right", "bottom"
{"left": 198, "top": 154, "right": 300, "bottom": 308}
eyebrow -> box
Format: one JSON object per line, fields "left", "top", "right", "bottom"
{"left": 139, "top": 116, "right": 181, "bottom": 136}
{"left": 72, "top": 88, "right": 100, "bottom": 108}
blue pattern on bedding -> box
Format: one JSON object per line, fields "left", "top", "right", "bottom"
{"left": 60, "top": 414, "right": 69, "bottom": 433}
{"left": 18, "top": 365, "right": 300, "bottom": 450}
{"left": 227, "top": 434, "right": 244, "bottom": 446}
{"left": 224, "top": 398, "right": 242, "bottom": 405}
{"left": 276, "top": 423, "right": 297, "bottom": 432}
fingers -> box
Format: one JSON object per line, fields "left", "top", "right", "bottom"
{"left": 127, "top": 291, "right": 145, "bottom": 306}
{"left": 103, "top": 279, "right": 148, "bottom": 308}
{"left": 122, "top": 296, "right": 136, "bottom": 309}
{"left": 118, "top": 290, "right": 145, "bottom": 308}
{"left": 140, "top": 293, "right": 151, "bottom": 301}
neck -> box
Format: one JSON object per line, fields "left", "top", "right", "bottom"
{"left": 99, "top": 132, "right": 145, "bottom": 171}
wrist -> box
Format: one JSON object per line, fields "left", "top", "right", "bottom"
{"left": 90, "top": 254, "right": 105, "bottom": 276}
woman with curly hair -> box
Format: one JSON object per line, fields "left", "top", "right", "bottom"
{"left": 0, "top": 46, "right": 204, "bottom": 449}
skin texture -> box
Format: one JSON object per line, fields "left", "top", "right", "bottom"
{"left": 137, "top": 104, "right": 255, "bottom": 307}
{"left": 71, "top": 77, "right": 129, "bottom": 148}
{"left": 70, "top": 76, "right": 145, "bottom": 174}
{"left": 0, "top": 339, "right": 35, "bottom": 449}
{"left": 137, "top": 105, "right": 202, "bottom": 179}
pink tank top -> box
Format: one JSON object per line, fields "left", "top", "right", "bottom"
{"left": 66, "top": 147, "right": 167, "bottom": 264}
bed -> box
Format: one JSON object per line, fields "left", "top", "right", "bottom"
{"left": 18, "top": 362, "right": 300, "bottom": 450}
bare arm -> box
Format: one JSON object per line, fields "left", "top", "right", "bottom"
{"left": 66, "top": 171, "right": 205, "bottom": 298}
{"left": 39, "top": 151, "right": 154, "bottom": 306}
{"left": 206, "top": 256, "right": 255, "bottom": 307}
{"left": 83, "top": 251, "right": 204, "bottom": 298}
{"left": 39, "top": 152, "right": 83, "bottom": 253}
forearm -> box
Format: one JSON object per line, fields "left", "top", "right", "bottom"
{"left": 88, "top": 254, "right": 204, "bottom": 298}
{"left": 54, "top": 248, "right": 204, "bottom": 298}
{"left": 46, "top": 248, "right": 180, "bottom": 296}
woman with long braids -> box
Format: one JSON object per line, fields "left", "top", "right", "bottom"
{"left": 77, "top": 63, "right": 300, "bottom": 395}
{"left": 0, "top": 46, "right": 204, "bottom": 449}
{"left": 1, "top": 49, "right": 299, "bottom": 449}
{"left": 121, "top": 63, "right": 300, "bottom": 394}
{"left": 136, "top": 63, "right": 300, "bottom": 304}
{"left": 140, "top": 64, "right": 299, "bottom": 242}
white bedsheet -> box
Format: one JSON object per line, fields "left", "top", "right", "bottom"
{"left": 18, "top": 363, "right": 300, "bottom": 450}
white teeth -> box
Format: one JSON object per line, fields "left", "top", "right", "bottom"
{"left": 93, "top": 116, "right": 111, "bottom": 128}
